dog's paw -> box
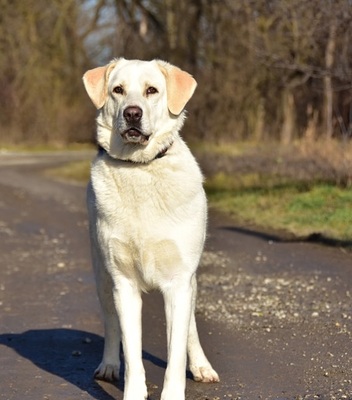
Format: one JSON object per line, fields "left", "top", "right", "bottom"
{"left": 161, "top": 387, "right": 185, "bottom": 400}
{"left": 124, "top": 378, "right": 148, "bottom": 400}
{"left": 94, "top": 362, "right": 119, "bottom": 382}
{"left": 124, "top": 387, "right": 148, "bottom": 400}
{"left": 190, "top": 364, "right": 220, "bottom": 383}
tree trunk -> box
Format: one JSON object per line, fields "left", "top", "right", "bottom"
{"left": 165, "top": 0, "right": 177, "bottom": 51}
{"left": 304, "top": 104, "right": 318, "bottom": 142}
{"left": 324, "top": 20, "right": 337, "bottom": 139}
{"left": 254, "top": 98, "right": 265, "bottom": 141}
{"left": 281, "top": 88, "right": 295, "bottom": 145}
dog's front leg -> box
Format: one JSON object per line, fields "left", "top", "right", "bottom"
{"left": 113, "top": 278, "right": 148, "bottom": 400}
{"left": 161, "top": 276, "right": 193, "bottom": 400}
{"left": 94, "top": 267, "right": 121, "bottom": 381}
{"left": 187, "top": 276, "right": 220, "bottom": 383}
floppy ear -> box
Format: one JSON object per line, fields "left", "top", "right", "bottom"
{"left": 82, "top": 61, "right": 117, "bottom": 109}
{"left": 157, "top": 61, "right": 197, "bottom": 115}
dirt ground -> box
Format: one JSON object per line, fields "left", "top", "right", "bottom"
{"left": 0, "top": 151, "right": 351, "bottom": 400}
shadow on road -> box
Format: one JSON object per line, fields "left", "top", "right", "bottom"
{"left": 222, "top": 225, "right": 352, "bottom": 249}
{"left": 0, "top": 329, "right": 170, "bottom": 400}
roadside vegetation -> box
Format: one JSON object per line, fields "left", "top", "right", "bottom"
{"left": 1, "top": 1, "right": 352, "bottom": 147}
{"left": 206, "top": 177, "right": 352, "bottom": 242}
{"left": 196, "top": 139, "right": 352, "bottom": 244}
{"left": 44, "top": 159, "right": 91, "bottom": 183}
{"left": 44, "top": 139, "right": 352, "bottom": 244}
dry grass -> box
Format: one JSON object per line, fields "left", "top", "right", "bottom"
{"left": 298, "top": 138, "right": 352, "bottom": 188}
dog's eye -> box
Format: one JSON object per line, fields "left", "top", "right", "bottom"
{"left": 146, "top": 86, "right": 158, "bottom": 95}
{"left": 113, "top": 86, "right": 124, "bottom": 95}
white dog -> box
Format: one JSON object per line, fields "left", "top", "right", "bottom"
{"left": 83, "top": 58, "right": 219, "bottom": 400}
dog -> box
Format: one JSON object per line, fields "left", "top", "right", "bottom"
{"left": 83, "top": 58, "right": 219, "bottom": 400}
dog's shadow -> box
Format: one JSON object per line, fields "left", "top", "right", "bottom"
{"left": 0, "top": 328, "right": 170, "bottom": 400}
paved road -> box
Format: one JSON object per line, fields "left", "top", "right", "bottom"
{"left": 0, "top": 152, "right": 351, "bottom": 400}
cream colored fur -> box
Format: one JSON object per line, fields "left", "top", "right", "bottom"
{"left": 83, "top": 58, "right": 219, "bottom": 400}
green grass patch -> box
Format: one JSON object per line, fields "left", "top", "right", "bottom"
{"left": 47, "top": 159, "right": 352, "bottom": 243}
{"left": 205, "top": 173, "right": 352, "bottom": 242}
{"left": 45, "top": 160, "right": 91, "bottom": 183}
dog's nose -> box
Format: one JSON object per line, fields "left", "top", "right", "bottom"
{"left": 123, "top": 106, "right": 143, "bottom": 123}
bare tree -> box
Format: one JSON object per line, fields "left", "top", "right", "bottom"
{"left": 324, "top": 19, "right": 337, "bottom": 139}
{"left": 1, "top": 0, "right": 352, "bottom": 145}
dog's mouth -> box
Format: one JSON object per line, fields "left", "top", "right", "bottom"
{"left": 121, "top": 128, "right": 149, "bottom": 145}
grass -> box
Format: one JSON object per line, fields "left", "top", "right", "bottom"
{"left": 45, "top": 160, "right": 91, "bottom": 183}
{"left": 44, "top": 142, "right": 352, "bottom": 244}
{"left": 205, "top": 173, "right": 352, "bottom": 242}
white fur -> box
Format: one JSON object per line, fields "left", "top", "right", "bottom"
{"left": 84, "top": 59, "right": 219, "bottom": 400}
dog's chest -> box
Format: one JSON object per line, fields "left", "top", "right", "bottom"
{"left": 89, "top": 156, "right": 206, "bottom": 288}
{"left": 110, "top": 166, "right": 183, "bottom": 215}
{"left": 92, "top": 157, "right": 204, "bottom": 229}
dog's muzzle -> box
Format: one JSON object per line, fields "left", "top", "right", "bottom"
{"left": 121, "top": 106, "right": 149, "bottom": 145}
{"left": 121, "top": 128, "right": 150, "bottom": 145}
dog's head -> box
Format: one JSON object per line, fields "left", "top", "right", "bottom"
{"left": 83, "top": 59, "right": 197, "bottom": 162}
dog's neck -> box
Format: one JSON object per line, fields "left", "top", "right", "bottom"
{"left": 98, "top": 142, "right": 172, "bottom": 164}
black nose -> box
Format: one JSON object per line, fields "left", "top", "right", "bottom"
{"left": 123, "top": 106, "right": 143, "bottom": 123}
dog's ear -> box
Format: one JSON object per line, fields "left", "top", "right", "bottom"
{"left": 82, "top": 61, "right": 118, "bottom": 109}
{"left": 157, "top": 61, "right": 197, "bottom": 115}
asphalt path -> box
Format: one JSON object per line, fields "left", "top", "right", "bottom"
{"left": 0, "top": 152, "right": 351, "bottom": 400}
